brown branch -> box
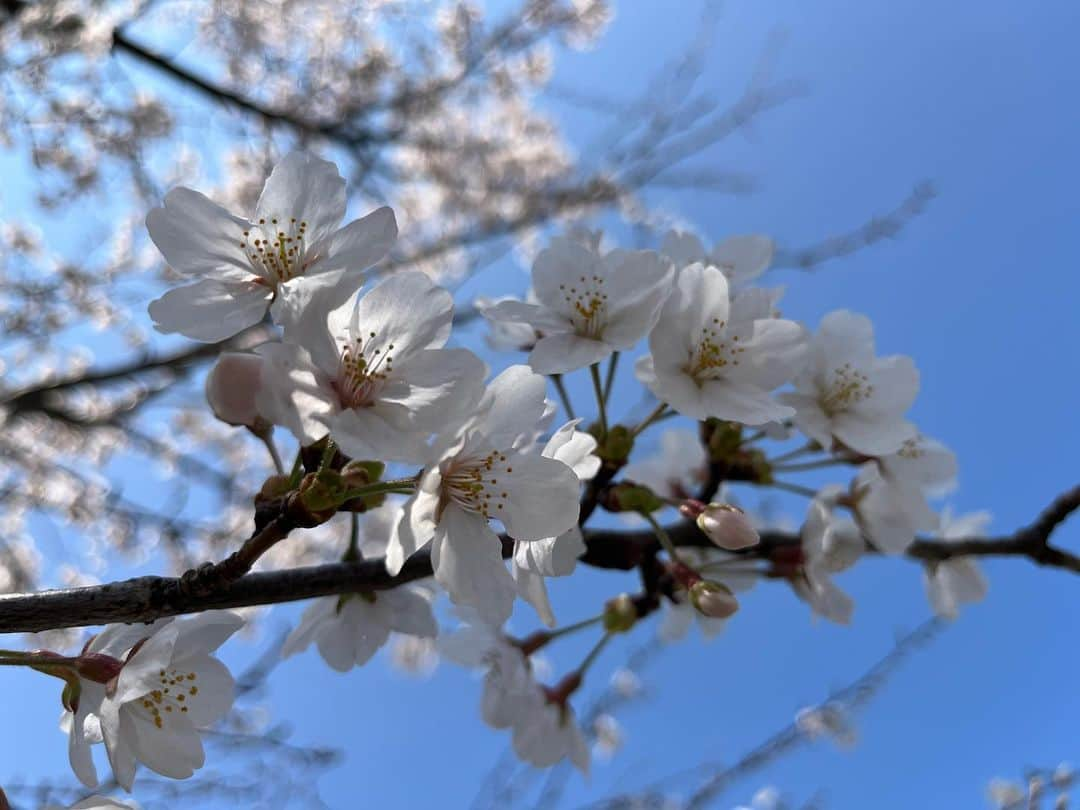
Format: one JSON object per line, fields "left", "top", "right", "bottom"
{"left": 1, "top": 485, "right": 1077, "bottom": 636}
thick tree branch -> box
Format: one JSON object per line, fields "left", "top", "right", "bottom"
{"left": 0, "top": 485, "right": 1077, "bottom": 636}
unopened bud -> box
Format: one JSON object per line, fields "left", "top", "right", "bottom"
{"left": 694, "top": 504, "right": 760, "bottom": 550}
{"left": 74, "top": 652, "right": 124, "bottom": 684}
{"left": 603, "top": 593, "right": 638, "bottom": 633}
{"left": 205, "top": 352, "right": 267, "bottom": 429}
{"left": 341, "top": 460, "right": 386, "bottom": 488}
{"left": 689, "top": 580, "right": 739, "bottom": 619}
{"left": 591, "top": 424, "right": 635, "bottom": 467}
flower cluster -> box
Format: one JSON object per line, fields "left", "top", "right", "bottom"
{"left": 10, "top": 150, "right": 990, "bottom": 797}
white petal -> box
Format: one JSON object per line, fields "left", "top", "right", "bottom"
{"left": 114, "top": 624, "right": 180, "bottom": 706}
{"left": 177, "top": 655, "right": 235, "bottom": 727}
{"left": 498, "top": 453, "right": 581, "bottom": 541}
{"left": 255, "top": 341, "right": 337, "bottom": 444}
{"left": 349, "top": 271, "right": 455, "bottom": 361}
{"left": 377, "top": 347, "right": 488, "bottom": 432}
{"left": 379, "top": 587, "right": 438, "bottom": 638}
{"left": 661, "top": 230, "right": 706, "bottom": 266}
{"left": 483, "top": 299, "right": 571, "bottom": 334}
{"left": 128, "top": 708, "right": 204, "bottom": 780}
{"left": 431, "top": 505, "right": 516, "bottom": 626}
{"left": 314, "top": 206, "right": 397, "bottom": 275}
{"left": 710, "top": 234, "right": 774, "bottom": 285}
{"left": 172, "top": 610, "right": 244, "bottom": 658}
{"left": 384, "top": 484, "right": 439, "bottom": 576}
{"left": 148, "top": 280, "right": 270, "bottom": 342}
{"left": 255, "top": 151, "right": 346, "bottom": 247}
{"left": 833, "top": 412, "right": 916, "bottom": 457}
{"left": 542, "top": 422, "right": 600, "bottom": 480}
{"left": 479, "top": 365, "right": 551, "bottom": 449}
{"left": 531, "top": 237, "right": 602, "bottom": 316}
{"left": 527, "top": 333, "right": 611, "bottom": 375}
{"left": 282, "top": 597, "right": 338, "bottom": 659}
{"left": 145, "top": 187, "right": 251, "bottom": 280}
{"left": 513, "top": 559, "right": 556, "bottom": 627}
{"left": 329, "top": 406, "right": 431, "bottom": 465}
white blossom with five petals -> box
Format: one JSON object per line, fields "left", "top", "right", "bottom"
{"left": 635, "top": 263, "right": 806, "bottom": 424}
{"left": 147, "top": 151, "right": 396, "bottom": 341}
{"left": 98, "top": 611, "right": 244, "bottom": 791}
{"left": 482, "top": 236, "right": 673, "bottom": 374}
{"left": 779, "top": 310, "right": 918, "bottom": 456}
{"left": 385, "top": 366, "right": 582, "bottom": 625}
{"left": 258, "top": 271, "right": 487, "bottom": 464}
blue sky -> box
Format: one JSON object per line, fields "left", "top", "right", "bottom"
{"left": 2, "top": 1, "right": 1079, "bottom": 807}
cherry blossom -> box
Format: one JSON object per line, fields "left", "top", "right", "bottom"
{"left": 147, "top": 152, "right": 396, "bottom": 341}
{"left": 98, "top": 612, "right": 244, "bottom": 790}
{"left": 661, "top": 229, "right": 775, "bottom": 287}
{"left": 635, "top": 264, "right": 806, "bottom": 424}
{"left": 280, "top": 504, "right": 440, "bottom": 671}
{"left": 779, "top": 310, "right": 919, "bottom": 455}
{"left": 924, "top": 508, "right": 990, "bottom": 619}
{"left": 512, "top": 419, "right": 600, "bottom": 626}
{"left": 385, "top": 365, "right": 582, "bottom": 624}
{"left": 794, "top": 496, "right": 860, "bottom": 624}
{"left": 258, "top": 271, "right": 487, "bottom": 464}
{"left": 481, "top": 236, "right": 673, "bottom": 374}
{"left": 511, "top": 697, "right": 591, "bottom": 773}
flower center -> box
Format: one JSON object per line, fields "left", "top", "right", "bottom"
{"left": 241, "top": 216, "right": 314, "bottom": 284}
{"left": 559, "top": 274, "right": 608, "bottom": 339}
{"left": 684, "top": 319, "right": 744, "bottom": 383}
{"left": 820, "top": 363, "right": 874, "bottom": 415}
{"left": 442, "top": 449, "right": 513, "bottom": 520}
{"left": 131, "top": 667, "right": 201, "bottom": 730}
{"left": 894, "top": 436, "right": 924, "bottom": 459}
{"left": 334, "top": 332, "right": 395, "bottom": 409}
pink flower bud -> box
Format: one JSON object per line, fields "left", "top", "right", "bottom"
{"left": 696, "top": 504, "right": 760, "bottom": 550}
{"left": 689, "top": 580, "right": 739, "bottom": 619}
{"left": 205, "top": 352, "right": 266, "bottom": 429}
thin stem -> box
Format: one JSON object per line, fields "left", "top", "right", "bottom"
{"left": 341, "top": 479, "right": 417, "bottom": 500}
{"left": 768, "top": 442, "right": 818, "bottom": 465}
{"left": 590, "top": 363, "right": 608, "bottom": 437}
{"left": 771, "top": 480, "right": 821, "bottom": 498}
{"left": 577, "top": 632, "right": 613, "bottom": 677}
{"left": 773, "top": 458, "right": 849, "bottom": 473}
{"left": 631, "top": 402, "right": 670, "bottom": 438}
{"left": 343, "top": 513, "right": 362, "bottom": 563}
{"left": 547, "top": 615, "right": 603, "bottom": 641}
{"left": 260, "top": 432, "right": 285, "bottom": 476}
{"left": 550, "top": 374, "right": 576, "bottom": 420}
{"left": 603, "top": 351, "right": 619, "bottom": 403}
{"left": 642, "top": 511, "right": 683, "bottom": 563}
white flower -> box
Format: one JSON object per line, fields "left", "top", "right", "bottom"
{"left": 64, "top": 621, "right": 177, "bottom": 789}
{"left": 282, "top": 589, "right": 437, "bottom": 672}
{"left": 474, "top": 292, "right": 542, "bottom": 352}
{"left": 386, "top": 365, "right": 582, "bottom": 625}
{"left": 512, "top": 419, "right": 600, "bottom": 626}
{"left": 794, "top": 497, "right": 859, "bottom": 624}
{"left": 258, "top": 271, "right": 487, "bottom": 464}
{"left": 987, "top": 778, "right": 1026, "bottom": 808}
{"left": 924, "top": 508, "right": 990, "bottom": 620}
{"left": 512, "top": 699, "right": 591, "bottom": 773}
{"left": 622, "top": 429, "right": 706, "bottom": 505}
{"left": 389, "top": 636, "right": 440, "bottom": 677}
{"left": 482, "top": 236, "right": 673, "bottom": 374}
{"left": 779, "top": 310, "right": 918, "bottom": 456}
{"left": 205, "top": 352, "right": 267, "bottom": 429}
{"left": 99, "top": 612, "right": 244, "bottom": 791}
{"left": 661, "top": 229, "right": 774, "bottom": 287}
{"left": 147, "top": 151, "right": 396, "bottom": 341}
{"left": 592, "top": 713, "right": 623, "bottom": 759}
{"left": 851, "top": 462, "right": 937, "bottom": 554}
{"left": 439, "top": 613, "right": 541, "bottom": 731}
{"left": 635, "top": 264, "right": 806, "bottom": 424}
